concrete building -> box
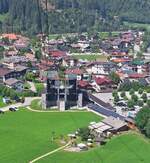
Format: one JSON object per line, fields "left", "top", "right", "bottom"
{"left": 42, "top": 71, "right": 83, "bottom": 110}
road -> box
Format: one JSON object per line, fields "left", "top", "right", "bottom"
{"left": 0, "top": 97, "right": 41, "bottom": 112}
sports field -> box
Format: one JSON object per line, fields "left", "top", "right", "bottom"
{"left": 0, "top": 109, "right": 150, "bottom": 163}
{"left": 72, "top": 54, "right": 107, "bottom": 61}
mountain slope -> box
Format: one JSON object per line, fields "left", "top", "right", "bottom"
{"left": 0, "top": 0, "right": 150, "bottom": 35}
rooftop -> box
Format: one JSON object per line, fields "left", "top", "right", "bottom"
{"left": 4, "top": 78, "right": 22, "bottom": 86}
{"left": 0, "top": 68, "right": 12, "bottom": 77}
{"left": 102, "top": 116, "right": 127, "bottom": 130}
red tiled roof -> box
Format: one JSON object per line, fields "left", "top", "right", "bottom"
{"left": 111, "top": 52, "right": 127, "bottom": 56}
{"left": 2, "top": 33, "right": 17, "bottom": 40}
{"left": 95, "top": 76, "right": 112, "bottom": 85}
{"left": 41, "top": 60, "right": 54, "bottom": 66}
{"left": 78, "top": 80, "right": 90, "bottom": 87}
{"left": 128, "top": 73, "right": 145, "bottom": 79}
{"left": 49, "top": 50, "right": 66, "bottom": 57}
{"left": 65, "top": 68, "right": 83, "bottom": 75}
{"left": 112, "top": 58, "right": 131, "bottom": 63}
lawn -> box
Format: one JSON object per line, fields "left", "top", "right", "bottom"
{"left": 72, "top": 54, "right": 107, "bottom": 61}
{"left": 1, "top": 110, "right": 150, "bottom": 163}
{"left": 99, "top": 32, "right": 120, "bottom": 39}
{"left": 34, "top": 83, "right": 45, "bottom": 95}
{"left": 123, "top": 21, "right": 150, "bottom": 31}
{"left": 30, "top": 99, "right": 43, "bottom": 110}
{"left": 39, "top": 133, "right": 150, "bottom": 163}
{"left": 0, "top": 109, "right": 101, "bottom": 163}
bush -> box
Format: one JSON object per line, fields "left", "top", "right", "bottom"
{"left": 129, "top": 89, "right": 135, "bottom": 95}
{"left": 78, "top": 127, "right": 90, "bottom": 141}
{"left": 35, "top": 83, "right": 45, "bottom": 96}
{"left": 120, "top": 91, "right": 126, "bottom": 98}
{"left": 137, "top": 100, "right": 144, "bottom": 107}
{"left": 123, "top": 96, "right": 128, "bottom": 101}
{"left": 131, "top": 94, "right": 138, "bottom": 102}
{"left": 138, "top": 88, "right": 144, "bottom": 94}
{"left": 141, "top": 93, "right": 147, "bottom": 103}
{"left": 18, "top": 90, "right": 37, "bottom": 97}
{"left": 147, "top": 100, "right": 150, "bottom": 107}
{"left": 114, "top": 95, "right": 119, "bottom": 103}
{"left": 112, "top": 91, "right": 118, "bottom": 97}
{"left": 127, "top": 100, "right": 135, "bottom": 108}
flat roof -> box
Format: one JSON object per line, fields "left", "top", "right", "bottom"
{"left": 102, "top": 116, "right": 127, "bottom": 130}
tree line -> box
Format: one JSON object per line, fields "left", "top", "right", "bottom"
{"left": 1, "top": 0, "right": 150, "bottom": 35}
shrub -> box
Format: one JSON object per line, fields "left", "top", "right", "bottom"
{"left": 127, "top": 100, "right": 135, "bottom": 108}
{"left": 114, "top": 95, "right": 119, "bottom": 103}
{"left": 129, "top": 89, "right": 135, "bottom": 95}
{"left": 147, "top": 100, "right": 150, "bottom": 107}
{"left": 120, "top": 91, "right": 126, "bottom": 98}
{"left": 131, "top": 94, "right": 138, "bottom": 103}
{"left": 141, "top": 93, "right": 147, "bottom": 103}
{"left": 137, "top": 100, "right": 144, "bottom": 107}
{"left": 78, "top": 127, "right": 90, "bottom": 141}
{"left": 138, "top": 88, "right": 144, "bottom": 94}
{"left": 112, "top": 90, "right": 118, "bottom": 97}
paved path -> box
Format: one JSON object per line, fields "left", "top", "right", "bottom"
{"left": 27, "top": 106, "right": 88, "bottom": 113}
{"left": 27, "top": 81, "right": 37, "bottom": 92}
{"left": 1, "top": 97, "right": 41, "bottom": 112}
{"left": 29, "top": 142, "right": 71, "bottom": 163}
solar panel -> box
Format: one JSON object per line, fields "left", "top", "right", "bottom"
{"left": 88, "top": 103, "right": 125, "bottom": 120}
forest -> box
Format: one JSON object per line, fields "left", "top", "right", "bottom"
{"left": 0, "top": 0, "right": 150, "bottom": 35}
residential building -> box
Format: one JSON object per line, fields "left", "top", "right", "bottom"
{"left": 4, "top": 78, "right": 24, "bottom": 92}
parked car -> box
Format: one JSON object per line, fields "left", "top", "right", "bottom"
{"left": 14, "top": 107, "right": 19, "bottom": 111}
{"left": 9, "top": 107, "right": 16, "bottom": 112}
{"left": 116, "top": 102, "right": 127, "bottom": 107}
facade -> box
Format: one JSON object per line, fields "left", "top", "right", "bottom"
{"left": 42, "top": 71, "right": 83, "bottom": 110}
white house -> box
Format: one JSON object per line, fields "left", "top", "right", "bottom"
{"left": 86, "top": 62, "right": 117, "bottom": 75}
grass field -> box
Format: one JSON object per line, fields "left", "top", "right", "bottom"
{"left": 39, "top": 133, "right": 150, "bottom": 163}
{"left": 0, "top": 109, "right": 101, "bottom": 163}
{"left": 99, "top": 32, "right": 120, "bottom": 39}
{"left": 124, "top": 21, "right": 150, "bottom": 31}
{"left": 72, "top": 54, "right": 107, "bottom": 61}
{"left": 30, "top": 99, "right": 43, "bottom": 110}
{"left": 1, "top": 109, "right": 150, "bottom": 163}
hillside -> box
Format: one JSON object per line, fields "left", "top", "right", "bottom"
{"left": 0, "top": 0, "right": 150, "bottom": 35}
